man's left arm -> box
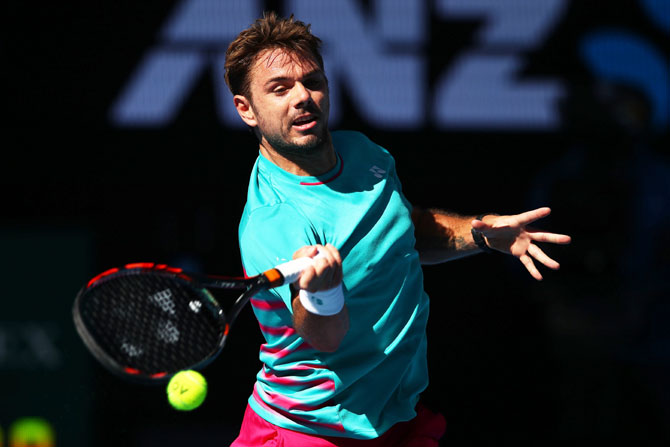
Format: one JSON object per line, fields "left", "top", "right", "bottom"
{"left": 412, "top": 206, "right": 571, "bottom": 280}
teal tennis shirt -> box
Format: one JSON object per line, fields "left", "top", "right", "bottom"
{"left": 238, "top": 131, "right": 430, "bottom": 439}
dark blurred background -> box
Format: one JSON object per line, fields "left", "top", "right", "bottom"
{"left": 1, "top": 0, "right": 668, "bottom": 445}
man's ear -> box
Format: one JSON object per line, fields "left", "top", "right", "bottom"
{"left": 234, "top": 95, "right": 258, "bottom": 128}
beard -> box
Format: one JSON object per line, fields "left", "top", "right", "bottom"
{"left": 255, "top": 111, "right": 331, "bottom": 160}
{"left": 262, "top": 128, "right": 328, "bottom": 157}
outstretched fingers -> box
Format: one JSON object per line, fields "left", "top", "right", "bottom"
{"left": 528, "top": 229, "right": 572, "bottom": 245}
{"left": 527, "top": 244, "right": 560, "bottom": 270}
{"left": 471, "top": 207, "right": 554, "bottom": 232}
{"left": 519, "top": 253, "right": 543, "bottom": 281}
{"left": 470, "top": 207, "right": 570, "bottom": 280}
{"left": 514, "top": 207, "right": 552, "bottom": 226}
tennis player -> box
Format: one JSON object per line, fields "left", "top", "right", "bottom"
{"left": 224, "top": 12, "right": 571, "bottom": 446}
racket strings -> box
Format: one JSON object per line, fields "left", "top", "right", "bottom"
{"left": 78, "top": 273, "right": 225, "bottom": 375}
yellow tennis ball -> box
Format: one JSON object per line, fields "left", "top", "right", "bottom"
{"left": 167, "top": 370, "right": 207, "bottom": 411}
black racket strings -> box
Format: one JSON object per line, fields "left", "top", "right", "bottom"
{"left": 78, "top": 272, "right": 226, "bottom": 375}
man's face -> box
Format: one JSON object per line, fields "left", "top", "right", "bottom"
{"left": 237, "top": 48, "right": 330, "bottom": 156}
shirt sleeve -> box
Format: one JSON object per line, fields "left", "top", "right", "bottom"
{"left": 239, "top": 202, "right": 318, "bottom": 311}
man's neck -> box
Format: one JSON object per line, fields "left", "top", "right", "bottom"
{"left": 259, "top": 134, "right": 336, "bottom": 176}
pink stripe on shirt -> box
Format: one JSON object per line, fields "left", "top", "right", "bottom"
{"left": 250, "top": 297, "right": 286, "bottom": 310}
{"left": 258, "top": 323, "right": 296, "bottom": 338}
{"left": 252, "top": 385, "right": 346, "bottom": 433}
{"left": 260, "top": 340, "right": 311, "bottom": 360}
{"left": 255, "top": 382, "right": 332, "bottom": 412}
{"left": 260, "top": 366, "right": 335, "bottom": 390}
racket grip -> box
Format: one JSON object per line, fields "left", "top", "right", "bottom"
{"left": 273, "top": 256, "right": 316, "bottom": 285}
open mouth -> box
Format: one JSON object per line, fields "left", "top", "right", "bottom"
{"left": 292, "top": 115, "right": 317, "bottom": 130}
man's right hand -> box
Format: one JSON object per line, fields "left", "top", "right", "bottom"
{"left": 292, "top": 243, "right": 343, "bottom": 292}
{"left": 290, "top": 243, "right": 348, "bottom": 352}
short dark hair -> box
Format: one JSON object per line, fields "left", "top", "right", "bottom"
{"left": 224, "top": 12, "right": 324, "bottom": 98}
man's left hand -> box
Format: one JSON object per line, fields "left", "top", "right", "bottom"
{"left": 471, "top": 207, "right": 571, "bottom": 281}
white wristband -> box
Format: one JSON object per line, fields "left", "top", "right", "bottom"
{"left": 299, "top": 284, "right": 344, "bottom": 316}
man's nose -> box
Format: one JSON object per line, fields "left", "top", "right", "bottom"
{"left": 292, "top": 82, "right": 311, "bottom": 108}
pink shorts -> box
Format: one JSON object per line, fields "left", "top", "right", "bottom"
{"left": 230, "top": 403, "right": 446, "bottom": 447}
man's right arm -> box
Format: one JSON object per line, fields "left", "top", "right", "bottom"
{"left": 290, "top": 244, "right": 349, "bottom": 352}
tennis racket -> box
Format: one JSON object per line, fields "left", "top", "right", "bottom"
{"left": 73, "top": 257, "right": 315, "bottom": 383}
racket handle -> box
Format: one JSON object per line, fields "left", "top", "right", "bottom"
{"left": 273, "top": 256, "right": 316, "bottom": 285}
{"left": 265, "top": 250, "right": 328, "bottom": 286}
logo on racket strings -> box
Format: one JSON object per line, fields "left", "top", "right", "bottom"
{"left": 156, "top": 320, "right": 180, "bottom": 344}
{"left": 150, "top": 289, "right": 176, "bottom": 315}
{"left": 189, "top": 300, "right": 202, "bottom": 313}
{"left": 120, "top": 342, "right": 144, "bottom": 358}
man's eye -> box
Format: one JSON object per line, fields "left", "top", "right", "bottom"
{"left": 304, "top": 79, "right": 323, "bottom": 89}
{"left": 273, "top": 86, "right": 288, "bottom": 94}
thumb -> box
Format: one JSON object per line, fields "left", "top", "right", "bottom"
{"left": 471, "top": 218, "right": 491, "bottom": 231}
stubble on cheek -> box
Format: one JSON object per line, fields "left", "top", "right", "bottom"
{"left": 254, "top": 108, "right": 326, "bottom": 156}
